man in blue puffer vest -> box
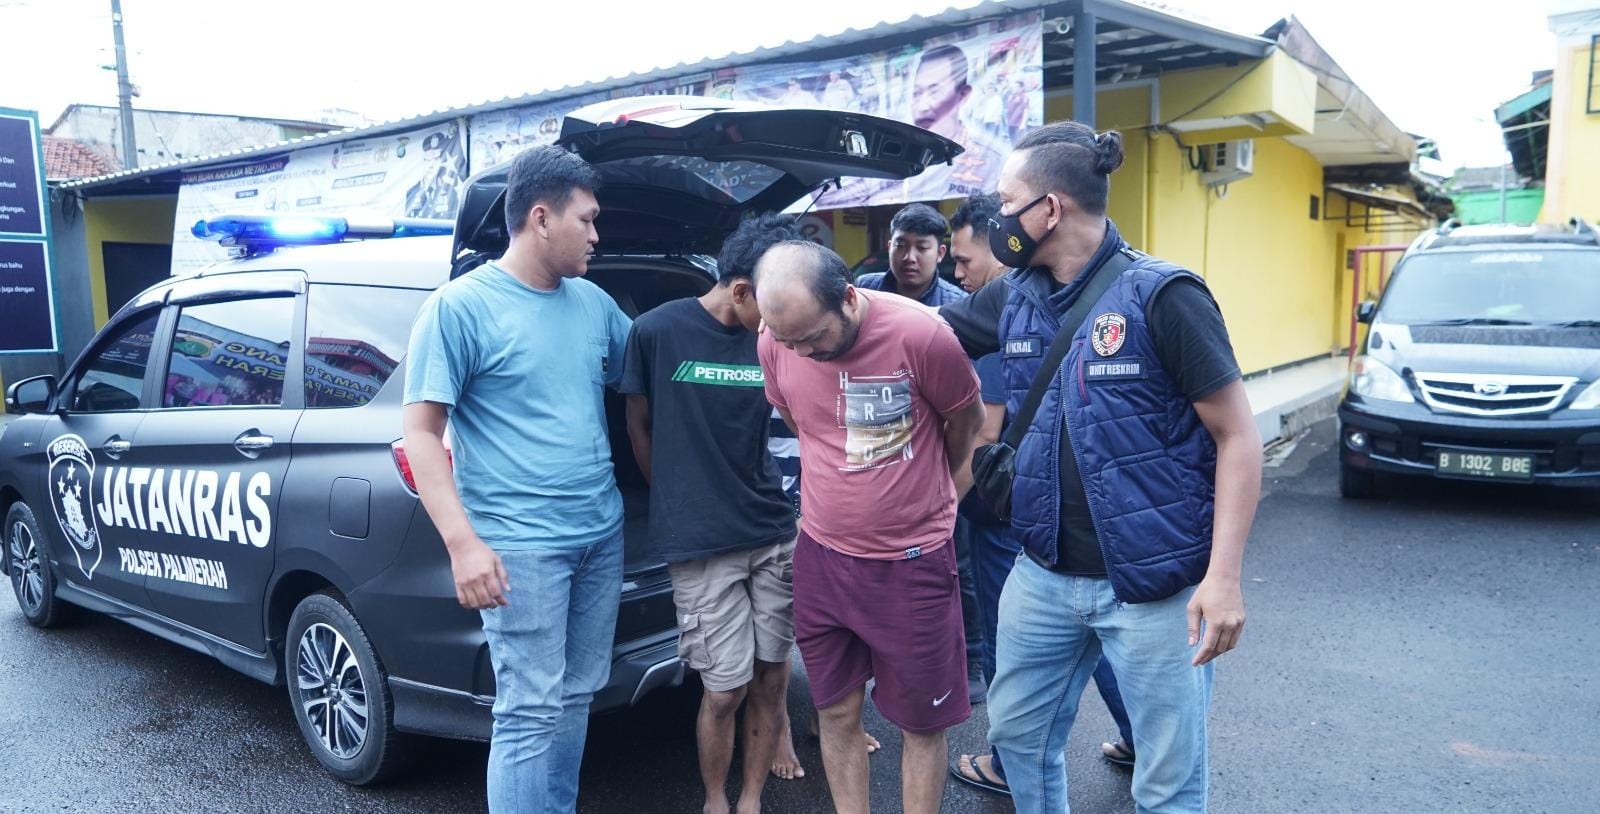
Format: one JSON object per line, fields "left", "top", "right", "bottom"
{"left": 939, "top": 121, "right": 1262, "bottom": 813}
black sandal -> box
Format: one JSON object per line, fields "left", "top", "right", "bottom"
{"left": 949, "top": 753, "right": 1012, "bottom": 797}
{"left": 1101, "top": 738, "right": 1136, "bottom": 767}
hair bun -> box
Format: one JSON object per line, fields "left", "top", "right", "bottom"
{"left": 1093, "top": 131, "right": 1125, "bottom": 175}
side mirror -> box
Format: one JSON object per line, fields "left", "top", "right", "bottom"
{"left": 1356, "top": 301, "right": 1378, "bottom": 325}
{"left": 5, "top": 375, "right": 57, "bottom": 414}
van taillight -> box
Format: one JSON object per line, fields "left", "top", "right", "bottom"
{"left": 391, "top": 439, "right": 452, "bottom": 495}
{"left": 391, "top": 440, "right": 418, "bottom": 493}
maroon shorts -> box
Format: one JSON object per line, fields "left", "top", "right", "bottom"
{"left": 792, "top": 529, "right": 971, "bottom": 733}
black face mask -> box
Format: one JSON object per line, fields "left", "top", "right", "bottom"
{"left": 988, "top": 194, "right": 1053, "bottom": 269}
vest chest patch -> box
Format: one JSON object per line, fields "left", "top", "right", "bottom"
{"left": 1003, "top": 337, "right": 1043, "bottom": 358}
{"left": 1091, "top": 313, "right": 1128, "bottom": 356}
{"left": 1083, "top": 357, "right": 1146, "bottom": 382}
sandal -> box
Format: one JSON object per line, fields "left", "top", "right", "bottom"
{"left": 949, "top": 753, "right": 1011, "bottom": 796}
{"left": 1101, "top": 738, "right": 1136, "bottom": 767}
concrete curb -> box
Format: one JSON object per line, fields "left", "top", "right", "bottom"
{"left": 1244, "top": 356, "right": 1349, "bottom": 447}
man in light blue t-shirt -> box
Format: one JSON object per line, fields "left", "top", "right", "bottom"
{"left": 402, "top": 145, "right": 630, "bottom": 814}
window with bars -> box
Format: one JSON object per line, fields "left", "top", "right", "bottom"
{"left": 1588, "top": 34, "right": 1600, "bottom": 114}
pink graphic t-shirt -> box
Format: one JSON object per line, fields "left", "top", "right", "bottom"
{"left": 759, "top": 291, "right": 980, "bottom": 561}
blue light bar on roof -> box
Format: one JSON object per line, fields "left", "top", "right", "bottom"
{"left": 191, "top": 214, "right": 452, "bottom": 248}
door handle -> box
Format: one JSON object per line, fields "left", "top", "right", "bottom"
{"left": 234, "top": 434, "right": 275, "bottom": 454}
{"left": 104, "top": 437, "right": 132, "bottom": 457}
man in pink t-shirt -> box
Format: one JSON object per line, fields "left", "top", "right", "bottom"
{"left": 755, "top": 240, "right": 984, "bottom": 814}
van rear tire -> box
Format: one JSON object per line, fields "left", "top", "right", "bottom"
{"left": 286, "top": 591, "right": 414, "bottom": 785}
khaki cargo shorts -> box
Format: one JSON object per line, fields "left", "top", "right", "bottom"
{"left": 666, "top": 538, "right": 796, "bottom": 692}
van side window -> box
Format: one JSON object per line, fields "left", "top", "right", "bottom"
{"left": 163, "top": 298, "right": 296, "bottom": 408}
{"left": 70, "top": 310, "right": 160, "bottom": 413}
{"left": 303, "top": 284, "right": 428, "bottom": 408}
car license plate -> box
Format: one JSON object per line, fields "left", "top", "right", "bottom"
{"left": 1435, "top": 449, "right": 1534, "bottom": 481}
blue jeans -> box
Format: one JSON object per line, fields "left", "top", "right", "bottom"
{"left": 968, "top": 519, "right": 1023, "bottom": 680}
{"left": 954, "top": 515, "right": 986, "bottom": 672}
{"left": 987, "top": 555, "right": 1212, "bottom": 814}
{"left": 971, "top": 526, "right": 1132, "bottom": 782}
{"left": 1092, "top": 657, "right": 1135, "bottom": 748}
{"left": 479, "top": 529, "right": 623, "bottom": 814}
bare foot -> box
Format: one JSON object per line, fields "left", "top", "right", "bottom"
{"left": 807, "top": 709, "right": 880, "bottom": 755}
{"left": 733, "top": 799, "right": 762, "bottom": 814}
{"left": 771, "top": 713, "right": 806, "bottom": 780}
{"left": 703, "top": 798, "right": 731, "bottom": 814}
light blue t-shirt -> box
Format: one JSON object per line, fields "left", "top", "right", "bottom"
{"left": 404, "top": 263, "right": 631, "bottom": 550}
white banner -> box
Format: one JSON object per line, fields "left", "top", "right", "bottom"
{"left": 744, "top": 10, "right": 1042, "bottom": 208}
{"left": 171, "top": 120, "right": 468, "bottom": 273}
{"left": 469, "top": 92, "right": 608, "bottom": 171}
{"left": 467, "top": 11, "right": 1043, "bottom": 208}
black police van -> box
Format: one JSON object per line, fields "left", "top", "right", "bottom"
{"left": 0, "top": 97, "right": 959, "bottom": 784}
{"left": 1338, "top": 219, "right": 1600, "bottom": 498}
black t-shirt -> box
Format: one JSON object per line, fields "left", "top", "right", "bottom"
{"left": 619, "top": 298, "right": 796, "bottom": 562}
{"left": 940, "top": 249, "right": 1241, "bottom": 576}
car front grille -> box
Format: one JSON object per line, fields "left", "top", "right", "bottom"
{"left": 1413, "top": 372, "right": 1577, "bottom": 417}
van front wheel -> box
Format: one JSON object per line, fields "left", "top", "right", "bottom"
{"left": 5, "top": 501, "right": 73, "bottom": 628}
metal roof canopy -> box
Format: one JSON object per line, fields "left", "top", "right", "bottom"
{"left": 1495, "top": 82, "right": 1550, "bottom": 183}
{"left": 58, "top": 0, "right": 1282, "bottom": 199}
{"left": 1325, "top": 182, "right": 1432, "bottom": 234}
{"left": 1042, "top": 0, "right": 1271, "bottom": 95}
{"left": 1272, "top": 17, "right": 1417, "bottom": 169}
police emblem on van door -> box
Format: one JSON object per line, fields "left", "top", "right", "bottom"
{"left": 46, "top": 434, "right": 103, "bottom": 580}
{"left": 1092, "top": 313, "right": 1127, "bottom": 357}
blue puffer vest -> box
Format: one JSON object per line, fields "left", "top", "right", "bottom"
{"left": 1000, "top": 241, "right": 1217, "bottom": 603}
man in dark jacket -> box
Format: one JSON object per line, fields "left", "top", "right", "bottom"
{"left": 939, "top": 122, "right": 1262, "bottom": 813}
{"left": 855, "top": 203, "right": 968, "bottom": 307}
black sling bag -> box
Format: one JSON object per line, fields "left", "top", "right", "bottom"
{"left": 969, "top": 250, "right": 1133, "bottom": 522}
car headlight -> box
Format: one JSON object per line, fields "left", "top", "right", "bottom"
{"left": 1573, "top": 379, "right": 1600, "bottom": 410}
{"left": 1350, "top": 356, "right": 1414, "bottom": 403}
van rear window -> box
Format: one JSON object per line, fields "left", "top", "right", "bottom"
{"left": 304, "top": 284, "right": 428, "bottom": 408}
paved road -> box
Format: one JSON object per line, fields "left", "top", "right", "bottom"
{"left": 3, "top": 418, "right": 1598, "bottom": 813}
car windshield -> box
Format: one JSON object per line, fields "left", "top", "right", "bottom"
{"left": 1380, "top": 249, "right": 1600, "bottom": 326}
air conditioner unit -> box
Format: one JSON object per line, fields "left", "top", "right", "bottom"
{"left": 1200, "top": 139, "right": 1254, "bottom": 186}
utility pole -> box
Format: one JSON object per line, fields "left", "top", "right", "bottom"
{"left": 110, "top": 0, "right": 137, "bottom": 169}
{"left": 1499, "top": 159, "right": 1508, "bottom": 224}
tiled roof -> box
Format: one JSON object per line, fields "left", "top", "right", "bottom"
{"left": 42, "top": 136, "right": 119, "bottom": 180}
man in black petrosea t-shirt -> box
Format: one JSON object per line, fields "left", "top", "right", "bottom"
{"left": 620, "top": 213, "right": 807, "bottom": 814}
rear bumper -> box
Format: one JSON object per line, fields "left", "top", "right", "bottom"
{"left": 593, "top": 633, "right": 685, "bottom": 712}
{"left": 1337, "top": 398, "right": 1600, "bottom": 487}
{"left": 390, "top": 630, "right": 683, "bottom": 741}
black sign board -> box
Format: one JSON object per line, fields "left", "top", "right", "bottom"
{"left": 0, "top": 240, "right": 58, "bottom": 353}
{"left": 0, "top": 110, "right": 46, "bottom": 238}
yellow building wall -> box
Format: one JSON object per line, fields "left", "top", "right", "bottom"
{"left": 1179, "top": 138, "right": 1335, "bottom": 373}
{"left": 84, "top": 195, "right": 177, "bottom": 328}
{"left": 1143, "top": 127, "right": 1211, "bottom": 273}
{"left": 831, "top": 212, "right": 869, "bottom": 266}
{"left": 1045, "top": 74, "right": 1427, "bottom": 374}
{"left": 1048, "top": 82, "right": 1337, "bottom": 373}
{"left": 1121, "top": 131, "right": 1426, "bottom": 372}
{"left": 1539, "top": 42, "right": 1600, "bottom": 223}
{"left": 1154, "top": 51, "right": 1318, "bottom": 141}
{"left": 1045, "top": 85, "right": 1153, "bottom": 249}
